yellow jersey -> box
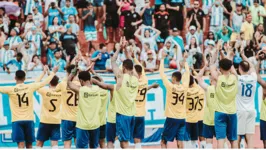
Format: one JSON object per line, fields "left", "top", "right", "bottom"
{"left": 76, "top": 85, "right": 101, "bottom": 130}
{"left": 260, "top": 99, "right": 266, "bottom": 121}
{"left": 56, "top": 80, "right": 80, "bottom": 122}
{"left": 115, "top": 74, "right": 139, "bottom": 116}
{"left": 159, "top": 59, "right": 190, "bottom": 119}
{"left": 186, "top": 84, "right": 205, "bottom": 123}
{"left": 107, "top": 88, "right": 117, "bottom": 123}
{"left": 0, "top": 73, "right": 55, "bottom": 122}
{"left": 99, "top": 88, "right": 109, "bottom": 126}
{"left": 203, "top": 85, "right": 216, "bottom": 126}
{"left": 134, "top": 58, "right": 148, "bottom": 117}
{"left": 215, "top": 74, "right": 238, "bottom": 114}
{"left": 38, "top": 87, "right": 62, "bottom": 124}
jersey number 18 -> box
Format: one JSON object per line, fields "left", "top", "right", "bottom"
{"left": 241, "top": 83, "right": 253, "bottom": 97}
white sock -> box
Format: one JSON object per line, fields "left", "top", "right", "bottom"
{"left": 51, "top": 145, "right": 58, "bottom": 149}
{"left": 224, "top": 141, "right": 229, "bottom": 148}
{"left": 200, "top": 141, "right": 206, "bottom": 149}
{"left": 114, "top": 139, "right": 121, "bottom": 149}
{"left": 184, "top": 141, "right": 192, "bottom": 149}
{"left": 135, "top": 143, "right": 142, "bottom": 149}
{"left": 36, "top": 146, "right": 42, "bottom": 149}
{"left": 206, "top": 143, "right": 213, "bottom": 149}
{"left": 240, "top": 138, "right": 245, "bottom": 149}
{"left": 191, "top": 140, "right": 199, "bottom": 149}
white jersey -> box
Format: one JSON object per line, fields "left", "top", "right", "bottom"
{"left": 236, "top": 72, "right": 257, "bottom": 111}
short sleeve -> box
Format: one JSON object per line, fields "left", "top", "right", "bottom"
{"left": 91, "top": 51, "right": 99, "bottom": 58}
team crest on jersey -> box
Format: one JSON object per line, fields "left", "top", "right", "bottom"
{"left": 221, "top": 82, "right": 225, "bottom": 87}
{"left": 210, "top": 93, "right": 214, "bottom": 98}
{"left": 199, "top": 12, "right": 202, "bottom": 15}
{"left": 127, "top": 13, "right": 130, "bottom": 16}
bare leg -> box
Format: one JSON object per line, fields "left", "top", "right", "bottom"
{"left": 120, "top": 141, "right": 129, "bottom": 149}
{"left": 51, "top": 140, "right": 59, "bottom": 149}
{"left": 177, "top": 140, "right": 184, "bottom": 149}
{"left": 245, "top": 134, "right": 254, "bottom": 148}
{"left": 36, "top": 140, "right": 44, "bottom": 148}
{"left": 263, "top": 140, "right": 266, "bottom": 149}
{"left": 26, "top": 142, "right": 33, "bottom": 148}
{"left": 17, "top": 142, "right": 25, "bottom": 149}
{"left": 161, "top": 139, "right": 167, "bottom": 149}
{"left": 107, "top": 141, "right": 114, "bottom": 149}
{"left": 99, "top": 138, "right": 106, "bottom": 148}
{"left": 134, "top": 138, "right": 142, "bottom": 149}
{"left": 237, "top": 135, "right": 241, "bottom": 148}
{"left": 64, "top": 140, "right": 72, "bottom": 148}
{"left": 206, "top": 138, "right": 213, "bottom": 149}
{"left": 217, "top": 139, "right": 225, "bottom": 149}
{"left": 230, "top": 140, "right": 238, "bottom": 149}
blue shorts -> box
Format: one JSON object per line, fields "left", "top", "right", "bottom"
{"left": 184, "top": 122, "right": 199, "bottom": 141}
{"left": 106, "top": 122, "right": 116, "bottom": 142}
{"left": 260, "top": 120, "right": 266, "bottom": 140}
{"left": 215, "top": 111, "right": 237, "bottom": 141}
{"left": 203, "top": 124, "right": 216, "bottom": 139}
{"left": 100, "top": 125, "right": 106, "bottom": 139}
{"left": 76, "top": 127, "right": 100, "bottom": 148}
{"left": 93, "top": 0, "right": 104, "bottom": 7}
{"left": 162, "top": 118, "right": 186, "bottom": 142}
{"left": 61, "top": 120, "right": 76, "bottom": 141}
{"left": 198, "top": 120, "right": 204, "bottom": 137}
{"left": 133, "top": 117, "right": 145, "bottom": 139}
{"left": 12, "top": 121, "right": 35, "bottom": 143}
{"left": 116, "top": 113, "right": 135, "bottom": 142}
{"left": 37, "top": 123, "right": 61, "bottom": 142}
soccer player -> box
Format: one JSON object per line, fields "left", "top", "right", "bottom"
{"left": 55, "top": 64, "right": 79, "bottom": 148}
{"left": 184, "top": 75, "right": 205, "bottom": 148}
{"left": 0, "top": 67, "right": 58, "bottom": 148}
{"left": 255, "top": 54, "right": 266, "bottom": 149}
{"left": 235, "top": 47, "right": 257, "bottom": 148}
{"left": 160, "top": 53, "right": 190, "bottom": 148}
{"left": 210, "top": 58, "right": 238, "bottom": 148}
{"left": 35, "top": 66, "right": 62, "bottom": 148}
{"left": 67, "top": 69, "right": 101, "bottom": 148}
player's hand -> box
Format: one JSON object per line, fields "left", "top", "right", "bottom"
{"left": 43, "top": 65, "right": 49, "bottom": 73}
{"left": 152, "top": 83, "right": 159, "bottom": 88}
{"left": 52, "top": 66, "right": 59, "bottom": 73}
{"left": 176, "top": 6, "right": 179, "bottom": 11}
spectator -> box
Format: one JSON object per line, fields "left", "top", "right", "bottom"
{"left": 204, "top": 31, "right": 216, "bottom": 48}
{"left": 105, "top": 51, "right": 115, "bottom": 72}
{"left": 249, "top": 0, "right": 266, "bottom": 28}
{"left": 103, "top": 0, "right": 119, "bottom": 43}
{"left": 64, "top": 15, "right": 80, "bottom": 35}
{"left": 60, "top": 24, "right": 79, "bottom": 61}
{"left": 45, "top": 2, "right": 63, "bottom": 27}
{"left": 187, "top": 0, "right": 206, "bottom": 32}
{"left": 49, "top": 16, "right": 65, "bottom": 40}
{"left": 27, "top": 54, "right": 43, "bottom": 71}
{"left": 204, "top": 40, "right": 216, "bottom": 59}
{"left": 4, "top": 52, "right": 25, "bottom": 73}
{"left": 128, "top": 39, "right": 141, "bottom": 60}
{"left": 0, "top": 17, "right": 9, "bottom": 34}
{"left": 0, "top": 41, "right": 15, "bottom": 65}
{"left": 71, "top": 54, "right": 89, "bottom": 71}
{"left": 202, "top": 0, "right": 214, "bottom": 15}
{"left": 222, "top": 0, "right": 233, "bottom": 25}
{"left": 209, "top": 0, "right": 229, "bottom": 33}
{"left": 6, "top": 27, "right": 22, "bottom": 50}
{"left": 230, "top": 3, "right": 245, "bottom": 33}
{"left": 22, "top": 13, "right": 35, "bottom": 33}
{"left": 241, "top": 13, "right": 254, "bottom": 40}
{"left": 140, "top": 42, "right": 156, "bottom": 65}
{"left": 166, "top": 0, "right": 186, "bottom": 31}
{"left": 139, "top": 0, "right": 155, "bottom": 26}
{"left": 91, "top": 43, "right": 110, "bottom": 70}
{"left": 154, "top": 4, "right": 169, "bottom": 42}
{"left": 256, "top": 23, "right": 265, "bottom": 34}
{"left": 93, "top": 0, "right": 105, "bottom": 32}
{"left": 166, "top": 27, "right": 185, "bottom": 52}
{"left": 116, "top": 0, "right": 131, "bottom": 33}
{"left": 45, "top": 38, "right": 59, "bottom": 65}
{"left": 118, "top": 3, "right": 142, "bottom": 40}
{"left": 158, "top": 41, "right": 175, "bottom": 68}
{"left": 25, "top": 0, "right": 42, "bottom": 15}
{"left": 185, "top": 36, "right": 203, "bottom": 69}
{"left": 186, "top": 25, "right": 201, "bottom": 46}
{"left": 60, "top": 0, "right": 74, "bottom": 7}
{"left": 17, "top": 41, "right": 38, "bottom": 65}
{"left": 32, "top": 7, "right": 44, "bottom": 28}
{"left": 144, "top": 50, "right": 157, "bottom": 72}
{"left": 216, "top": 25, "right": 233, "bottom": 43}
{"left": 0, "top": 28, "right": 6, "bottom": 47}
{"left": 134, "top": 25, "right": 161, "bottom": 52}
{"left": 51, "top": 50, "right": 66, "bottom": 72}
{"left": 0, "top": 7, "right": 10, "bottom": 27}
{"left": 113, "top": 42, "right": 126, "bottom": 65}
{"left": 62, "top": 0, "right": 79, "bottom": 24}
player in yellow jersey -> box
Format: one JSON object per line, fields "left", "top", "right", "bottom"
{"left": 67, "top": 68, "right": 101, "bottom": 148}
{"left": 184, "top": 75, "right": 205, "bottom": 148}
{"left": 196, "top": 64, "right": 217, "bottom": 149}
{"left": 55, "top": 64, "right": 79, "bottom": 148}
{"left": 210, "top": 58, "right": 238, "bottom": 148}
{"left": 91, "top": 75, "right": 109, "bottom": 148}
{"left": 256, "top": 56, "right": 266, "bottom": 148}
{"left": 159, "top": 53, "right": 190, "bottom": 149}
{"left": 0, "top": 66, "right": 58, "bottom": 148}
{"left": 93, "top": 47, "right": 139, "bottom": 148}
{"left": 35, "top": 66, "right": 62, "bottom": 148}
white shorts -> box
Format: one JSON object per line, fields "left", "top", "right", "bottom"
{"left": 237, "top": 110, "right": 256, "bottom": 135}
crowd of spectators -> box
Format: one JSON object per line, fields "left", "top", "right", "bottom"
{"left": 1, "top": 0, "right": 266, "bottom": 75}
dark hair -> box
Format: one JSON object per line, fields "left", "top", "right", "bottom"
{"left": 239, "top": 61, "right": 250, "bottom": 72}
{"left": 207, "top": 31, "right": 215, "bottom": 40}
{"left": 123, "top": 59, "right": 134, "bottom": 70}
{"left": 130, "top": 3, "right": 136, "bottom": 7}
{"left": 31, "top": 54, "right": 39, "bottom": 62}
{"left": 189, "top": 75, "right": 194, "bottom": 86}
{"left": 50, "top": 76, "right": 59, "bottom": 86}
{"left": 99, "top": 43, "right": 105, "bottom": 49}
{"left": 86, "top": 2, "right": 93, "bottom": 7}
{"left": 15, "top": 70, "right": 26, "bottom": 80}
{"left": 68, "top": 14, "right": 75, "bottom": 18}
{"left": 172, "top": 71, "right": 182, "bottom": 82}
{"left": 219, "top": 58, "right": 233, "bottom": 71}
{"left": 66, "top": 64, "right": 76, "bottom": 74}
{"left": 92, "top": 76, "right": 101, "bottom": 82}
{"left": 66, "top": 0, "right": 71, "bottom": 2}
{"left": 78, "top": 71, "right": 91, "bottom": 81}
{"left": 0, "top": 7, "right": 6, "bottom": 15}
{"left": 189, "top": 37, "right": 198, "bottom": 49}
{"left": 17, "top": 52, "right": 23, "bottom": 58}
{"left": 52, "top": 16, "right": 60, "bottom": 25}
{"left": 134, "top": 65, "right": 142, "bottom": 74}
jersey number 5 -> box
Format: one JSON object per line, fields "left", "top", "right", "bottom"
{"left": 49, "top": 99, "right": 57, "bottom": 112}
{"left": 17, "top": 93, "right": 29, "bottom": 107}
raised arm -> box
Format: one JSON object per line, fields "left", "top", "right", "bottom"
{"left": 111, "top": 45, "right": 123, "bottom": 78}
{"left": 91, "top": 78, "right": 114, "bottom": 90}
{"left": 256, "top": 59, "right": 266, "bottom": 88}
{"left": 181, "top": 62, "right": 190, "bottom": 88}
{"left": 34, "top": 65, "right": 49, "bottom": 82}
{"left": 134, "top": 26, "right": 142, "bottom": 40}
{"left": 240, "top": 44, "right": 256, "bottom": 73}
{"left": 67, "top": 65, "right": 81, "bottom": 93}
{"left": 159, "top": 56, "right": 171, "bottom": 87}
{"left": 147, "top": 83, "right": 159, "bottom": 90}
{"left": 196, "top": 65, "right": 209, "bottom": 91}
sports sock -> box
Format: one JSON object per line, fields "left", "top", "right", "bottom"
{"left": 114, "top": 139, "right": 121, "bottom": 149}
{"left": 135, "top": 143, "right": 142, "bottom": 149}
{"left": 36, "top": 146, "right": 42, "bottom": 149}
{"left": 224, "top": 141, "right": 229, "bottom": 148}
{"left": 240, "top": 138, "right": 245, "bottom": 149}
{"left": 206, "top": 143, "right": 213, "bottom": 149}
{"left": 184, "top": 141, "right": 192, "bottom": 149}
{"left": 200, "top": 141, "right": 206, "bottom": 149}
{"left": 191, "top": 140, "right": 199, "bottom": 149}
{"left": 51, "top": 145, "right": 58, "bottom": 149}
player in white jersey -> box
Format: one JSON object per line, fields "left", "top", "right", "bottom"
{"left": 235, "top": 49, "right": 257, "bottom": 148}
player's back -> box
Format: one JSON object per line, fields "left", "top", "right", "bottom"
{"left": 236, "top": 73, "right": 257, "bottom": 111}
{"left": 38, "top": 87, "right": 62, "bottom": 124}
{"left": 216, "top": 74, "right": 238, "bottom": 114}
{"left": 107, "top": 88, "right": 117, "bottom": 123}
{"left": 116, "top": 74, "right": 139, "bottom": 116}
{"left": 135, "top": 74, "right": 148, "bottom": 117}
{"left": 203, "top": 85, "right": 217, "bottom": 126}
{"left": 99, "top": 88, "right": 109, "bottom": 126}
{"left": 77, "top": 85, "right": 101, "bottom": 130}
